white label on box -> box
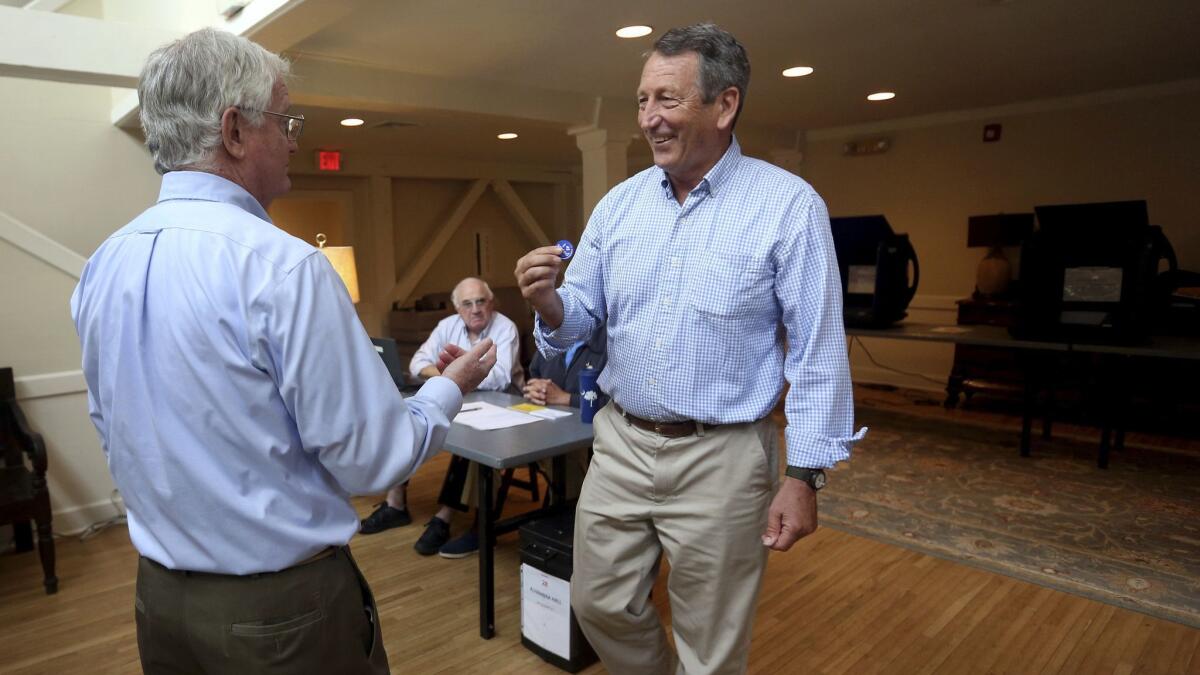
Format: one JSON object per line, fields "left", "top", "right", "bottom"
{"left": 521, "top": 562, "right": 572, "bottom": 661}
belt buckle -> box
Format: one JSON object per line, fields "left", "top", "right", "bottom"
{"left": 654, "top": 422, "right": 664, "bottom": 435}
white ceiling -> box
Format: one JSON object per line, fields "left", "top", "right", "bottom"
{"left": 281, "top": 0, "right": 1200, "bottom": 166}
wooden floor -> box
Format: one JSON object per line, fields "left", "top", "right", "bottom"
{"left": 2, "top": 389, "right": 1199, "bottom": 674}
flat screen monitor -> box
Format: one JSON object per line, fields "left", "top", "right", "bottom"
{"left": 830, "top": 215, "right": 892, "bottom": 299}
{"left": 371, "top": 336, "right": 420, "bottom": 392}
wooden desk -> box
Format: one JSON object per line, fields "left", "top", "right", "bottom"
{"left": 441, "top": 391, "right": 594, "bottom": 640}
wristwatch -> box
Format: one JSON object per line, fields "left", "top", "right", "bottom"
{"left": 785, "top": 466, "right": 827, "bottom": 491}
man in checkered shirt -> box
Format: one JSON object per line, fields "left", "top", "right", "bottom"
{"left": 516, "top": 23, "right": 865, "bottom": 675}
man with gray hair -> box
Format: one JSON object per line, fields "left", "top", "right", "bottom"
{"left": 515, "top": 23, "right": 863, "bottom": 673}
{"left": 360, "top": 276, "right": 522, "bottom": 559}
{"left": 71, "top": 28, "right": 496, "bottom": 674}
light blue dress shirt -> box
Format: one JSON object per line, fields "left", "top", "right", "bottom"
{"left": 537, "top": 138, "right": 865, "bottom": 469}
{"left": 71, "top": 171, "right": 462, "bottom": 574}
{"left": 409, "top": 313, "right": 522, "bottom": 391}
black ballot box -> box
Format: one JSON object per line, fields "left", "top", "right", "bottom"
{"left": 518, "top": 512, "right": 598, "bottom": 673}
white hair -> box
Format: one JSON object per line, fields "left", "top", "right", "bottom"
{"left": 138, "top": 28, "right": 290, "bottom": 174}
{"left": 452, "top": 277, "right": 494, "bottom": 307}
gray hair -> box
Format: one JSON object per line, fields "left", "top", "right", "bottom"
{"left": 452, "top": 277, "right": 494, "bottom": 307}
{"left": 138, "top": 28, "right": 289, "bottom": 175}
{"left": 651, "top": 23, "right": 750, "bottom": 128}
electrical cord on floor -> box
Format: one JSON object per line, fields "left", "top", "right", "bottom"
{"left": 851, "top": 336, "right": 947, "bottom": 387}
{"left": 78, "top": 489, "right": 127, "bottom": 542}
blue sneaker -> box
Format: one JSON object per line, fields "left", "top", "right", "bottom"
{"left": 438, "top": 530, "right": 479, "bottom": 559}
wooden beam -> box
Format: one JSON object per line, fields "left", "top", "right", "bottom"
{"left": 490, "top": 179, "right": 551, "bottom": 247}
{"left": 387, "top": 179, "right": 488, "bottom": 307}
{"left": 0, "top": 5, "right": 181, "bottom": 89}
{"left": 0, "top": 209, "right": 85, "bottom": 280}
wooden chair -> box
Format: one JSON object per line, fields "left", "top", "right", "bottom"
{"left": 495, "top": 463, "right": 544, "bottom": 514}
{"left": 0, "top": 368, "right": 57, "bottom": 594}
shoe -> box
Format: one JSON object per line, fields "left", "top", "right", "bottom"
{"left": 413, "top": 517, "right": 451, "bottom": 556}
{"left": 438, "top": 531, "right": 480, "bottom": 559}
{"left": 359, "top": 503, "right": 412, "bottom": 534}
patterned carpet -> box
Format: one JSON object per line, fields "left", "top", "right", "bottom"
{"left": 820, "top": 407, "right": 1200, "bottom": 628}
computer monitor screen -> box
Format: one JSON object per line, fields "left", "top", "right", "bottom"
{"left": 831, "top": 215, "right": 894, "bottom": 299}
{"left": 371, "top": 337, "right": 418, "bottom": 392}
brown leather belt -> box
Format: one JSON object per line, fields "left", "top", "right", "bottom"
{"left": 613, "top": 403, "right": 723, "bottom": 438}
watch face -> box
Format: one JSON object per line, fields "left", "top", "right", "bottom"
{"left": 812, "top": 472, "right": 827, "bottom": 490}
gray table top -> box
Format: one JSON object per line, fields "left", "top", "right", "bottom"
{"left": 848, "top": 322, "right": 1200, "bottom": 359}
{"left": 441, "top": 391, "right": 595, "bottom": 469}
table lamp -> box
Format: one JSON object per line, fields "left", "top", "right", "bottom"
{"left": 967, "top": 213, "right": 1033, "bottom": 297}
{"left": 315, "top": 233, "right": 360, "bottom": 304}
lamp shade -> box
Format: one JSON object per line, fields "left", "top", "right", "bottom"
{"left": 315, "top": 233, "right": 360, "bottom": 303}
{"left": 967, "top": 213, "right": 1034, "bottom": 248}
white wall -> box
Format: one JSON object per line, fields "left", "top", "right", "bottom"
{"left": 0, "top": 75, "right": 159, "bottom": 533}
{"left": 803, "top": 85, "right": 1200, "bottom": 391}
{"left": 0, "top": 73, "right": 581, "bottom": 534}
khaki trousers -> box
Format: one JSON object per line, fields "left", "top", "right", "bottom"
{"left": 572, "top": 404, "right": 780, "bottom": 675}
{"left": 135, "top": 546, "right": 388, "bottom": 675}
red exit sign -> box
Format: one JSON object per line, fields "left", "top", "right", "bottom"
{"left": 316, "top": 150, "right": 342, "bottom": 172}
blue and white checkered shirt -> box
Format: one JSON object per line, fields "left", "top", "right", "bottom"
{"left": 536, "top": 138, "right": 865, "bottom": 468}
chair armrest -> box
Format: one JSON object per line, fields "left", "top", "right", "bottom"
{"left": 5, "top": 400, "right": 48, "bottom": 475}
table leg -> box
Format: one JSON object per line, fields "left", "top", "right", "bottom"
{"left": 1020, "top": 354, "right": 1036, "bottom": 458}
{"left": 478, "top": 465, "right": 495, "bottom": 639}
{"left": 551, "top": 454, "right": 567, "bottom": 505}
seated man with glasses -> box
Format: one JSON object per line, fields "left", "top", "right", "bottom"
{"left": 360, "top": 277, "right": 523, "bottom": 552}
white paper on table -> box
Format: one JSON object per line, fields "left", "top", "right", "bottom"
{"left": 529, "top": 408, "right": 573, "bottom": 420}
{"left": 453, "top": 401, "right": 543, "bottom": 430}
{"left": 521, "top": 563, "right": 572, "bottom": 660}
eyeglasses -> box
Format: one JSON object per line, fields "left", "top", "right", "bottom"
{"left": 240, "top": 107, "right": 305, "bottom": 141}
{"left": 456, "top": 298, "right": 490, "bottom": 310}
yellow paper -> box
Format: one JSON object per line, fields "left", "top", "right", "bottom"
{"left": 509, "top": 403, "right": 545, "bottom": 413}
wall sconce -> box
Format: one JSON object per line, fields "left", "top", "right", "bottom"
{"left": 316, "top": 233, "right": 360, "bottom": 304}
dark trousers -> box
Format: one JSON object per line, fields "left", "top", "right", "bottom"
{"left": 135, "top": 547, "right": 388, "bottom": 675}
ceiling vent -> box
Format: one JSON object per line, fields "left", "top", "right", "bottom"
{"left": 372, "top": 120, "right": 419, "bottom": 130}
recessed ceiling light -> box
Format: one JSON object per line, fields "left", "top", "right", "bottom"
{"left": 782, "top": 66, "right": 814, "bottom": 78}
{"left": 340, "top": 118, "right": 364, "bottom": 127}
{"left": 497, "top": 132, "right": 519, "bottom": 140}
{"left": 867, "top": 92, "right": 896, "bottom": 101}
{"left": 616, "top": 25, "right": 653, "bottom": 39}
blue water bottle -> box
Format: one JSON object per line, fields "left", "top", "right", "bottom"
{"left": 578, "top": 368, "right": 600, "bottom": 424}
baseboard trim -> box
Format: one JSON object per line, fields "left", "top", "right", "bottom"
{"left": 51, "top": 493, "right": 126, "bottom": 537}
{"left": 852, "top": 366, "right": 948, "bottom": 394}
{"left": 14, "top": 370, "right": 87, "bottom": 401}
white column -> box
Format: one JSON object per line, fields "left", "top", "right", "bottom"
{"left": 574, "top": 128, "right": 631, "bottom": 225}
{"left": 360, "top": 174, "right": 393, "bottom": 335}
{"left": 769, "top": 149, "right": 805, "bottom": 177}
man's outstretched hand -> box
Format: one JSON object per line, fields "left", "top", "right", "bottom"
{"left": 438, "top": 340, "right": 497, "bottom": 395}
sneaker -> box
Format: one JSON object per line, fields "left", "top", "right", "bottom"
{"left": 359, "top": 503, "right": 412, "bottom": 535}
{"left": 413, "top": 517, "right": 451, "bottom": 556}
{"left": 438, "top": 530, "right": 480, "bottom": 559}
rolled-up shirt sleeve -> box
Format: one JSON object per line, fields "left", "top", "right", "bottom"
{"left": 536, "top": 198, "right": 609, "bottom": 356}
{"left": 776, "top": 194, "right": 867, "bottom": 469}
{"left": 262, "top": 253, "right": 461, "bottom": 495}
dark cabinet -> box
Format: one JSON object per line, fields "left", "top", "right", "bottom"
{"left": 944, "top": 297, "right": 1022, "bottom": 407}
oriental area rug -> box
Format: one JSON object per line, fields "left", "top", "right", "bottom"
{"left": 819, "top": 407, "right": 1200, "bottom": 628}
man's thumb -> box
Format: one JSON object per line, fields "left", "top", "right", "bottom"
{"left": 466, "top": 338, "right": 494, "bottom": 359}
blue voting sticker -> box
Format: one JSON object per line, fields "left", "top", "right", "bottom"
{"left": 556, "top": 240, "right": 575, "bottom": 260}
